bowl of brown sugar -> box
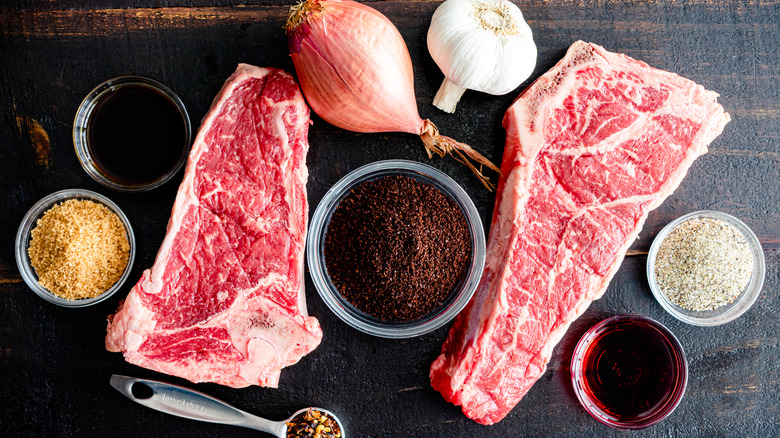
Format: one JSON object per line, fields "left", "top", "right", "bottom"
{"left": 307, "top": 160, "right": 486, "bottom": 338}
{"left": 15, "top": 189, "right": 135, "bottom": 307}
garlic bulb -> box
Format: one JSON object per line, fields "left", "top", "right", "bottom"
{"left": 427, "top": 0, "right": 537, "bottom": 113}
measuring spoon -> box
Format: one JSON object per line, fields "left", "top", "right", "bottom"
{"left": 110, "top": 375, "right": 344, "bottom": 437}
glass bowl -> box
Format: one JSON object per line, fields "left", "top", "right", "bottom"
{"left": 571, "top": 315, "right": 688, "bottom": 430}
{"left": 15, "top": 189, "right": 136, "bottom": 307}
{"left": 307, "top": 160, "right": 486, "bottom": 338}
{"left": 73, "top": 75, "right": 191, "bottom": 192}
{"left": 647, "top": 210, "right": 765, "bottom": 326}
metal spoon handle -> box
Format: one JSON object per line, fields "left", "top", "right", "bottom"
{"left": 110, "top": 375, "right": 286, "bottom": 437}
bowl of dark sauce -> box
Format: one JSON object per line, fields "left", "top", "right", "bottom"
{"left": 570, "top": 315, "right": 687, "bottom": 429}
{"left": 74, "top": 76, "right": 191, "bottom": 192}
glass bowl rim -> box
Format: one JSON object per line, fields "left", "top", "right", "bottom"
{"left": 646, "top": 210, "right": 765, "bottom": 326}
{"left": 14, "top": 188, "right": 136, "bottom": 307}
{"left": 570, "top": 314, "right": 688, "bottom": 429}
{"left": 73, "top": 75, "right": 192, "bottom": 192}
{"left": 306, "top": 159, "right": 486, "bottom": 338}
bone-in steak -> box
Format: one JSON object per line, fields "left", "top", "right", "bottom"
{"left": 106, "top": 64, "right": 322, "bottom": 388}
{"left": 430, "top": 41, "right": 730, "bottom": 424}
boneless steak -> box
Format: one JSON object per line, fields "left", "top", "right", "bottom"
{"left": 106, "top": 64, "right": 322, "bottom": 388}
{"left": 430, "top": 41, "right": 730, "bottom": 424}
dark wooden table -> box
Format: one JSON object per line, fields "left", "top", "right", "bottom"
{"left": 1, "top": 1, "right": 778, "bottom": 436}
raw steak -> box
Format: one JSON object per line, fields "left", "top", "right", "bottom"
{"left": 430, "top": 41, "right": 730, "bottom": 424}
{"left": 106, "top": 64, "right": 322, "bottom": 388}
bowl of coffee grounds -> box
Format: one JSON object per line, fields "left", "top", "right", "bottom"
{"left": 15, "top": 189, "right": 136, "bottom": 307}
{"left": 307, "top": 160, "right": 485, "bottom": 338}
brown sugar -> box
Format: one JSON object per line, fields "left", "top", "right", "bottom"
{"left": 27, "top": 199, "right": 130, "bottom": 299}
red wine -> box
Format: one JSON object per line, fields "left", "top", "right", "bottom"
{"left": 572, "top": 315, "right": 687, "bottom": 429}
{"left": 87, "top": 84, "right": 187, "bottom": 186}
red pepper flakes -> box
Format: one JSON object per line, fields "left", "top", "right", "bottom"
{"left": 286, "top": 408, "right": 342, "bottom": 438}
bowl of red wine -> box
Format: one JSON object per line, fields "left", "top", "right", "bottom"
{"left": 570, "top": 315, "right": 688, "bottom": 429}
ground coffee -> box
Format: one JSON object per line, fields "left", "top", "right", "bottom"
{"left": 323, "top": 174, "right": 472, "bottom": 322}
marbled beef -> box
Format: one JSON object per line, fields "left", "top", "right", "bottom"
{"left": 106, "top": 64, "right": 322, "bottom": 388}
{"left": 430, "top": 41, "right": 730, "bottom": 424}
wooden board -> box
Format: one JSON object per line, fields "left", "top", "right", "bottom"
{"left": 0, "top": 1, "right": 778, "bottom": 436}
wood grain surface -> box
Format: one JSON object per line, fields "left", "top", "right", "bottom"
{"left": 0, "top": 0, "right": 778, "bottom": 436}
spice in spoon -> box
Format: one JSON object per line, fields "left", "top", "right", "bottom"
{"left": 286, "top": 409, "right": 342, "bottom": 438}
{"left": 654, "top": 218, "right": 753, "bottom": 311}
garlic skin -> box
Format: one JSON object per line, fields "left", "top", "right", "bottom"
{"left": 427, "top": 0, "right": 537, "bottom": 113}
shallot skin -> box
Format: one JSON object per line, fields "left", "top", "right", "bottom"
{"left": 286, "top": 0, "right": 424, "bottom": 135}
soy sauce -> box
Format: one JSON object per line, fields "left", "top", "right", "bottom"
{"left": 87, "top": 84, "right": 187, "bottom": 186}
{"left": 580, "top": 319, "right": 678, "bottom": 420}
